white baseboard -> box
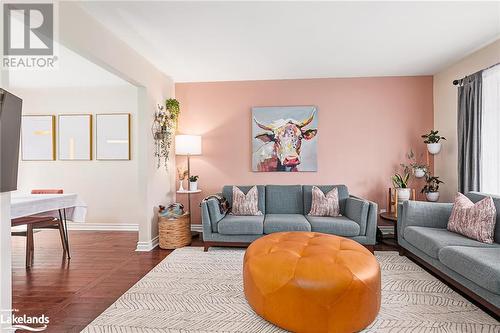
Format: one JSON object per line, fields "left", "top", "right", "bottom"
{"left": 379, "top": 226, "right": 394, "bottom": 234}
{"left": 136, "top": 235, "right": 159, "bottom": 252}
{"left": 66, "top": 222, "right": 139, "bottom": 232}
{"left": 191, "top": 224, "right": 203, "bottom": 232}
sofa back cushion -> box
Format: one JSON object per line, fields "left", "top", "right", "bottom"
{"left": 303, "top": 185, "right": 349, "bottom": 215}
{"left": 466, "top": 192, "right": 500, "bottom": 244}
{"left": 265, "top": 185, "right": 303, "bottom": 214}
{"left": 223, "top": 185, "right": 266, "bottom": 214}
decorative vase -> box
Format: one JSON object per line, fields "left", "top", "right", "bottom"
{"left": 189, "top": 181, "right": 198, "bottom": 191}
{"left": 178, "top": 180, "right": 185, "bottom": 192}
{"left": 396, "top": 188, "right": 411, "bottom": 202}
{"left": 426, "top": 192, "right": 440, "bottom": 202}
{"left": 427, "top": 143, "right": 442, "bottom": 155}
{"left": 414, "top": 168, "right": 426, "bottom": 178}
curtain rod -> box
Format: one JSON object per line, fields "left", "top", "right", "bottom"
{"left": 453, "top": 62, "right": 500, "bottom": 85}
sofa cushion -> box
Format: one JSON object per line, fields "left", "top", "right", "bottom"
{"left": 404, "top": 226, "right": 496, "bottom": 259}
{"left": 439, "top": 246, "right": 500, "bottom": 295}
{"left": 263, "top": 214, "right": 311, "bottom": 234}
{"left": 217, "top": 215, "right": 264, "bottom": 235}
{"left": 306, "top": 216, "right": 360, "bottom": 236}
{"left": 265, "top": 185, "right": 303, "bottom": 214}
{"left": 223, "top": 185, "right": 265, "bottom": 214}
{"left": 303, "top": 185, "right": 349, "bottom": 215}
{"left": 466, "top": 192, "right": 500, "bottom": 244}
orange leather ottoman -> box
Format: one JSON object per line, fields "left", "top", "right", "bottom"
{"left": 243, "top": 232, "right": 381, "bottom": 333}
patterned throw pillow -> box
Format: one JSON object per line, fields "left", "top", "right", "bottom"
{"left": 231, "top": 186, "right": 263, "bottom": 216}
{"left": 308, "top": 186, "right": 340, "bottom": 217}
{"left": 447, "top": 192, "right": 496, "bottom": 244}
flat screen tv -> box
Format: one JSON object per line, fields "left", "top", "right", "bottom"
{"left": 0, "top": 89, "right": 22, "bottom": 193}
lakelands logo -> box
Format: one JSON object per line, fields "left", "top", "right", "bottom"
{"left": 2, "top": 3, "right": 58, "bottom": 69}
{"left": 1, "top": 309, "right": 49, "bottom": 331}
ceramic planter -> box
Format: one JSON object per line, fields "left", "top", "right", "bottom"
{"left": 427, "top": 143, "right": 442, "bottom": 155}
{"left": 396, "top": 188, "right": 411, "bottom": 201}
{"left": 189, "top": 181, "right": 198, "bottom": 191}
{"left": 414, "top": 167, "right": 426, "bottom": 178}
{"left": 426, "top": 192, "right": 439, "bottom": 202}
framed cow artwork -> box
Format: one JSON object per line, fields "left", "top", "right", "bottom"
{"left": 252, "top": 106, "right": 318, "bottom": 172}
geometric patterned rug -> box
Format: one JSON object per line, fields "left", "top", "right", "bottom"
{"left": 82, "top": 248, "right": 499, "bottom": 332}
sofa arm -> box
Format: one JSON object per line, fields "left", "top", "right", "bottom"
{"left": 397, "top": 200, "right": 453, "bottom": 243}
{"left": 201, "top": 196, "right": 227, "bottom": 234}
{"left": 345, "top": 196, "right": 369, "bottom": 235}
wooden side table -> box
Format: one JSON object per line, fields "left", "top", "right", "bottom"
{"left": 158, "top": 213, "right": 192, "bottom": 249}
{"left": 380, "top": 211, "right": 398, "bottom": 240}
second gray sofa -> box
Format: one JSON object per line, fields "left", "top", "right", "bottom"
{"left": 201, "top": 184, "right": 377, "bottom": 252}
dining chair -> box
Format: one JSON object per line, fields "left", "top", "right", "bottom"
{"left": 11, "top": 189, "right": 70, "bottom": 267}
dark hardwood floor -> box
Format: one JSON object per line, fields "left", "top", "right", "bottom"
{"left": 11, "top": 230, "right": 397, "bottom": 332}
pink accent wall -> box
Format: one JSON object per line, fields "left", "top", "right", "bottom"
{"left": 175, "top": 76, "right": 433, "bottom": 224}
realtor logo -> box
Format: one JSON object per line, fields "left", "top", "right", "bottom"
{"left": 2, "top": 3, "right": 57, "bottom": 69}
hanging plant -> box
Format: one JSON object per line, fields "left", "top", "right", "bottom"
{"left": 152, "top": 98, "right": 180, "bottom": 169}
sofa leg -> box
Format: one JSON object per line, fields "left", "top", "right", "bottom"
{"left": 398, "top": 247, "right": 405, "bottom": 256}
{"left": 204, "top": 244, "right": 209, "bottom": 252}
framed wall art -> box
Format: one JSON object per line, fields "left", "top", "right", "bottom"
{"left": 21, "top": 115, "right": 56, "bottom": 161}
{"left": 58, "top": 114, "right": 92, "bottom": 160}
{"left": 96, "top": 113, "right": 131, "bottom": 160}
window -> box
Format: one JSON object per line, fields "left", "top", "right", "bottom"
{"left": 481, "top": 65, "right": 500, "bottom": 195}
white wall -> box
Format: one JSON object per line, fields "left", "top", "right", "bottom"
{"left": 10, "top": 85, "right": 141, "bottom": 227}
{"left": 434, "top": 39, "right": 500, "bottom": 201}
{"left": 58, "top": 3, "right": 176, "bottom": 249}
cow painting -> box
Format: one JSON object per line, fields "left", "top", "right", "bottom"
{"left": 252, "top": 106, "right": 318, "bottom": 172}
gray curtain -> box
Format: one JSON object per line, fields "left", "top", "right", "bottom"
{"left": 457, "top": 71, "right": 482, "bottom": 193}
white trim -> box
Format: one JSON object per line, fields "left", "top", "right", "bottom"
{"left": 191, "top": 224, "right": 203, "bottom": 233}
{"left": 136, "top": 235, "right": 159, "bottom": 252}
{"left": 66, "top": 222, "right": 138, "bottom": 231}
{"left": 379, "top": 226, "right": 394, "bottom": 234}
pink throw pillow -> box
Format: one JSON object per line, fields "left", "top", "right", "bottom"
{"left": 308, "top": 186, "right": 340, "bottom": 217}
{"left": 447, "top": 192, "right": 496, "bottom": 244}
{"left": 231, "top": 186, "right": 262, "bottom": 216}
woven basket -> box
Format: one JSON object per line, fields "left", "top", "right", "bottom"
{"left": 158, "top": 213, "right": 191, "bottom": 249}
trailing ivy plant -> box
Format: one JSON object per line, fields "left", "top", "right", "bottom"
{"left": 152, "top": 99, "right": 181, "bottom": 169}
{"left": 421, "top": 130, "right": 446, "bottom": 144}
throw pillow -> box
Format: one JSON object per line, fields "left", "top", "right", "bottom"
{"left": 308, "top": 186, "right": 340, "bottom": 217}
{"left": 447, "top": 192, "right": 496, "bottom": 244}
{"left": 231, "top": 186, "right": 262, "bottom": 216}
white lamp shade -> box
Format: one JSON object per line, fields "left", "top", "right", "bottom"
{"left": 175, "top": 135, "right": 202, "bottom": 155}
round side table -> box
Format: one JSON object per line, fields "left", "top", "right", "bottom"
{"left": 158, "top": 213, "right": 192, "bottom": 249}
{"left": 379, "top": 212, "right": 398, "bottom": 245}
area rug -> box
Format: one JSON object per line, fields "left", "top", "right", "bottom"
{"left": 82, "top": 248, "right": 498, "bottom": 332}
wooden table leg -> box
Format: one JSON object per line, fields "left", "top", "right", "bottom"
{"left": 26, "top": 224, "right": 34, "bottom": 268}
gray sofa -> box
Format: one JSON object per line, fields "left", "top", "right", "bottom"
{"left": 201, "top": 185, "right": 377, "bottom": 251}
{"left": 398, "top": 192, "right": 500, "bottom": 317}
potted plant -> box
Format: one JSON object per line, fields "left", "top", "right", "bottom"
{"left": 152, "top": 99, "right": 181, "bottom": 169}
{"left": 421, "top": 174, "right": 444, "bottom": 202}
{"left": 189, "top": 175, "right": 199, "bottom": 191}
{"left": 391, "top": 172, "right": 411, "bottom": 201}
{"left": 421, "top": 130, "right": 446, "bottom": 155}
{"left": 404, "top": 150, "right": 427, "bottom": 178}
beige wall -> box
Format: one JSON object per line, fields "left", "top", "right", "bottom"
{"left": 11, "top": 85, "right": 141, "bottom": 227}
{"left": 434, "top": 39, "right": 500, "bottom": 201}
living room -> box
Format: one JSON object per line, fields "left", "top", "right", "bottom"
{"left": 0, "top": 1, "right": 499, "bottom": 332}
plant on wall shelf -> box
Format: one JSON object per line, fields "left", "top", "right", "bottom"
{"left": 421, "top": 130, "right": 446, "bottom": 144}
{"left": 403, "top": 150, "right": 428, "bottom": 178}
{"left": 422, "top": 130, "right": 446, "bottom": 155}
{"left": 152, "top": 99, "right": 181, "bottom": 169}
{"left": 421, "top": 174, "right": 444, "bottom": 202}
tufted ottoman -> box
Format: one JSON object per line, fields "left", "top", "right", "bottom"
{"left": 243, "top": 232, "right": 381, "bottom": 333}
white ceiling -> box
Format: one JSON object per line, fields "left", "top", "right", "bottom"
{"left": 80, "top": 1, "right": 500, "bottom": 82}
